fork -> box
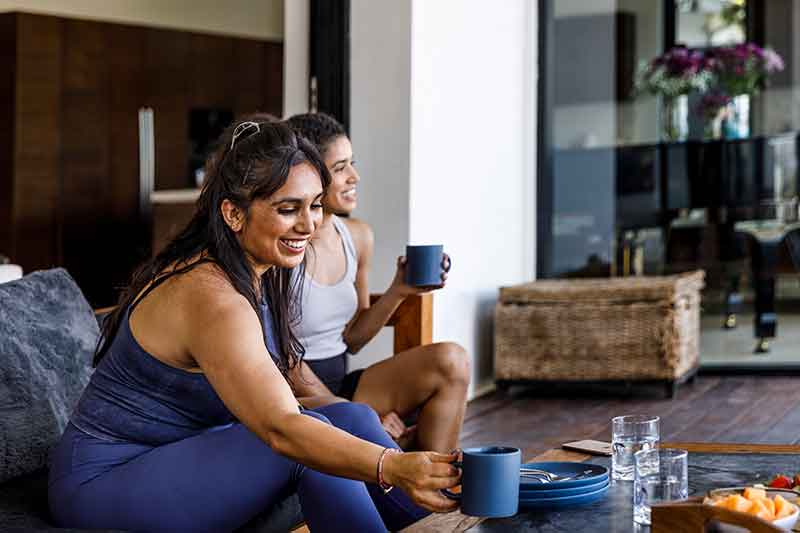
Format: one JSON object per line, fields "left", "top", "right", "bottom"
{"left": 520, "top": 468, "right": 595, "bottom": 482}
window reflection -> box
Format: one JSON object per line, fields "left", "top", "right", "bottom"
{"left": 676, "top": 0, "right": 746, "bottom": 48}
{"left": 539, "top": 0, "right": 800, "bottom": 363}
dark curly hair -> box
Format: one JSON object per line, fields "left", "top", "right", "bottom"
{"left": 286, "top": 112, "right": 347, "bottom": 155}
{"left": 94, "top": 116, "right": 331, "bottom": 380}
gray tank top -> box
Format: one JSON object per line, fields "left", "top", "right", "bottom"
{"left": 295, "top": 216, "right": 359, "bottom": 361}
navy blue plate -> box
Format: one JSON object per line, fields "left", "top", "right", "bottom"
{"left": 519, "top": 480, "right": 609, "bottom": 509}
{"left": 519, "top": 477, "right": 609, "bottom": 499}
{"left": 519, "top": 461, "right": 609, "bottom": 490}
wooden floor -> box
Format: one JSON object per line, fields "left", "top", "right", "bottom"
{"left": 459, "top": 375, "right": 800, "bottom": 459}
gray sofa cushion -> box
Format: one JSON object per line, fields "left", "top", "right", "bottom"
{"left": 0, "top": 268, "right": 97, "bottom": 483}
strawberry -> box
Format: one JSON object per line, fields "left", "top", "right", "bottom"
{"left": 793, "top": 474, "right": 800, "bottom": 488}
{"left": 769, "top": 474, "right": 793, "bottom": 489}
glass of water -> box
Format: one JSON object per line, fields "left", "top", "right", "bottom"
{"left": 611, "top": 415, "right": 659, "bottom": 481}
{"left": 633, "top": 448, "right": 688, "bottom": 526}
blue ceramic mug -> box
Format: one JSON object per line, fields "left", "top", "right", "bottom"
{"left": 405, "top": 245, "right": 450, "bottom": 287}
{"left": 444, "top": 446, "right": 521, "bottom": 517}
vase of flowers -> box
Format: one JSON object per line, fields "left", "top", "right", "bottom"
{"left": 699, "top": 43, "right": 783, "bottom": 139}
{"left": 639, "top": 43, "right": 784, "bottom": 141}
{"left": 636, "top": 46, "right": 713, "bottom": 141}
{"left": 662, "top": 95, "right": 689, "bottom": 142}
{"left": 705, "top": 43, "right": 784, "bottom": 97}
{"left": 697, "top": 92, "right": 733, "bottom": 139}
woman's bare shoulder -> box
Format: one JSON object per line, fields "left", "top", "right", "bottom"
{"left": 172, "top": 262, "right": 251, "bottom": 320}
{"left": 341, "top": 217, "right": 374, "bottom": 256}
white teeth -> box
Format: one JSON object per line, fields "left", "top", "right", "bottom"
{"left": 282, "top": 240, "right": 306, "bottom": 250}
{"left": 343, "top": 189, "right": 356, "bottom": 199}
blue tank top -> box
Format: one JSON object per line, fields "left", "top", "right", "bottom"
{"left": 70, "top": 297, "right": 282, "bottom": 445}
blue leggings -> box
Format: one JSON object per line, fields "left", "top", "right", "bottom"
{"left": 48, "top": 402, "right": 428, "bottom": 532}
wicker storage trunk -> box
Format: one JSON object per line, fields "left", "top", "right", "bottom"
{"left": 494, "top": 271, "right": 705, "bottom": 393}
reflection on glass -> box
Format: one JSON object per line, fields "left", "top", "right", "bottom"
{"left": 676, "top": 0, "right": 746, "bottom": 48}
{"left": 540, "top": 0, "right": 800, "bottom": 363}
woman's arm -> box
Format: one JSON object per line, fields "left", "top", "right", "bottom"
{"left": 342, "top": 219, "right": 442, "bottom": 354}
{"left": 286, "top": 362, "right": 349, "bottom": 409}
{"left": 287, "top": 360, "right": 334, "bottom": 397}
{"left": 341, "top": 218, "right": 407, "bottom": 353}
{"left": 185, "top": 288, "right": 458, "bottom": 510}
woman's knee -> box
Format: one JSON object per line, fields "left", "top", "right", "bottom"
{"left": 316, "top": 402, "right": 390, "bottom": 443}
{"left": 430, "top": 342, "right": 471, "bottom": 387}
{"left": 321, "top": 401, "right": 382, "bottom": 427}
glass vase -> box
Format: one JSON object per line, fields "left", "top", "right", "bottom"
{"left": 725, "top": 95, "right": 750, "bottom": 139}
{"left": 704, "top": 95, "right": 751, "bottom": 140}
{"left": 660, "top": 95, "right": 688, "bottom": 142}
{"left": 704, "top": 107, "right": 726, "bottom": 140}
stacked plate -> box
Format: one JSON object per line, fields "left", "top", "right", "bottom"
{"left": 518, "top": 462, "right": 610, "bottom": 509}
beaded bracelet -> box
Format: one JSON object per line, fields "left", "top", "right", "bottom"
{"left": 377, "top": 448, "right": 400, "bottom": 494}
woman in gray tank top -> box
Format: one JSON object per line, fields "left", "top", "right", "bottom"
{"left": 288, "top": 113, "right": 469, "bottom": 453}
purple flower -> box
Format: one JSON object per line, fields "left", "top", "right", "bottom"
{"left": 763, "top": 49, "right": 785, "bottom": 72}
{"left": 696, "top": 92, "right": 733, "bottom": 119}
{"left": 636, "top": 43, "right": 783, "bottom": 99}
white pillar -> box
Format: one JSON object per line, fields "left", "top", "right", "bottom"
{"left": 283, "top": 0, "right": 310, "bottom": 117}
{"left": 349, "top": 0, "right": 537, "bottom": 397}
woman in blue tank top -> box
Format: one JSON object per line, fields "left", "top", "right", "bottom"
{"left": 48, "top": 118, "right": 461, "bottom": 532}
{"left": 287, "top": 113, "right": 470, "bottom": 453}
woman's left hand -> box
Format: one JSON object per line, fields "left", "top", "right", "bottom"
{"left": 388, "top": 254, "right": 451, "bottom": 298}
{"left": 380, "top": 411, "right": 407, "bottom": 440}
{"left": 381, "top": 411, "right": 417, "bottom": 449}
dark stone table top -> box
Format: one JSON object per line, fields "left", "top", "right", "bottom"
{"left": 472, "top": 453, "right": 800, "bottom": 532}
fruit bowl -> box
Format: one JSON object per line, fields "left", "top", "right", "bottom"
{"left": 706, "top": 487, "right": 799, "bottom": 531}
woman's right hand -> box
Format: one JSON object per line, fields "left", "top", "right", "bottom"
{"left": 387, "top": 255, "right": 451, "bottom": 298}
{"left": 382, "top": 450, "right": 462, "bottom": 513}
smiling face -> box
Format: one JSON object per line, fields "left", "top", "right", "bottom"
{"left": 322, "top": 135, "right": 359, "bottom": 215}
{"left": 224, "top": 162, "right": 324, "bottom": 274}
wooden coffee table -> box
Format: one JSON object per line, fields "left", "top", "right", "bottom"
{"left": 402, "top": 443, "right": 800, "bottom": 532}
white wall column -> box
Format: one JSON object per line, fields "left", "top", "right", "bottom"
{"left": 350, "top": 1, "right": 536, "bottom": 397}
{"left": 408, "top": 0, "right": 535, "bottom": 395}
{"left": 349, "top": 0, "right": 414, "bottom": 368}
{"left": 283, "top": 0, "right": 309, "bottom": 117}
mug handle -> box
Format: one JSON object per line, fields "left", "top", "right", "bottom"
{"left": 441, "top": 453, "right": 463, "bottom": 499}
{"left": 442, "top": 253, "right": 452, "bottom": 273}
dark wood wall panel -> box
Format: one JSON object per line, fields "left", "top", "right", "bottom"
{"left": 108, "top": 24, "right": 148, "bottom": 293}
{"left": 190, "top": 34, "right": 235, "bottom": 109}
{"left": 0, "top": 14, "right": 16, "bottom": 258}
{"left": 262, "top": 42, "right": 283, "bottom": 117}
{"left": 13, "top": 14, "right": 62, "bottom": 271}
{"left": 232, "top": 40, "right": 266, "bottom": 115}
{"left": 2, "top": 12, "right": 283, "bottom": 304}
{"left": 60, "top": 19, "right": 110, "bottom": 304}
{"left": 146, "top": 28, "right": 190, "bottom": 191}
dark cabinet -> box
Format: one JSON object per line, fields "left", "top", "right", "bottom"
{"left": 0, "top": 12, "right": 283, "bottom": 305}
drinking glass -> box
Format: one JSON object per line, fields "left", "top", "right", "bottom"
{"left": 611, "top": 415, "right": 660, "bottom": 481}
{"left": 633, "top": 448, "right": 688, "bottom": 526}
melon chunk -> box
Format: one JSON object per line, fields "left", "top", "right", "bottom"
{"left": 743, "top": 487, "right": 767, "bottom": 500}
{"left": 774, "top": 494, "right": 797, "bottom": 519}
{"left": 746, "top": 498, "right": 772, "bottom": 521}
{"left": 758, "top": 496, "right": 775, "bottom": 517}
{"left": 713, "top": 494, "right": 753, "bottom": 513}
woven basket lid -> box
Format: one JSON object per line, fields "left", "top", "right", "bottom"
{"left": 499, "top": 270, "right": 705, "bottom": 304}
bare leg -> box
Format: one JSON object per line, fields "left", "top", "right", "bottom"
{"left": 351, "top": 342, "right": 470, "bottom": 452}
